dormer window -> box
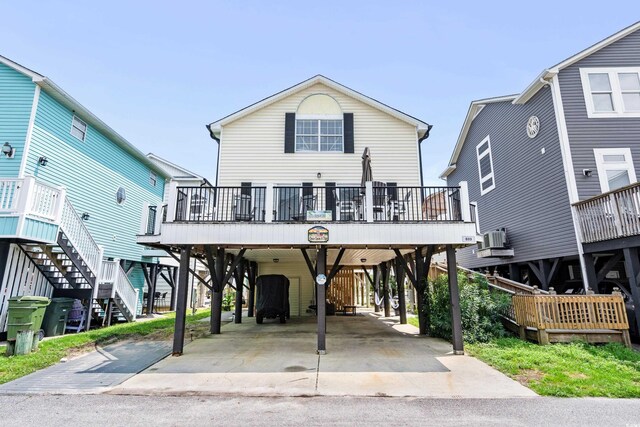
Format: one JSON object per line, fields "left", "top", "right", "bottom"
{"left": 295, "top": 119, "right": 343, "bottom": 152}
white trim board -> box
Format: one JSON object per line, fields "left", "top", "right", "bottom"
{"left": 18, "top": 86, "right": 41, "bottom": 178}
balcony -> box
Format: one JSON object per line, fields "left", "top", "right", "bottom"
{"left": 139, "top": 182, "right": 477, "bottom": 248}
{"left": 574, "top": 182, "right": 640, "bottom": 244}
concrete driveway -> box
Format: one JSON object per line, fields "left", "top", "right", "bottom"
{"left": 111, "top": 311, "right": 536, "bottom": 398}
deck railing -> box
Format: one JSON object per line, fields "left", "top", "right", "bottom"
{"left": 101, "top": 259, "right": 138, "bottom": 320}
{"left": 167, "top": 184, "right": 468, "bottom": 224}
{"left": 512, "top": 293, "right": 629, "bottom": 331}
{"left": 0, "top": 179, "right": 21, "bottom": 212}
{"left": 574, "top": 182, "right": 640, "bottom": 243}
{"left": 60, "top": 198, "right": 102, "bottom": 274}
{"left": 174, "top": 186, "right": 267, "bottom": 222}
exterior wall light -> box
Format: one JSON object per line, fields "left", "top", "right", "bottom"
{"left": 273, "top": 258, "right": 279, "bottom": 263}
{"left": 38, "top": 156, "right": 48, "bottom": 166}
{"left": 81, "top": 212, "right": 90, "bottom": 221}
{"left": 360, "top": 258, "right": 367, "bottom": 263}
{"left": 2, "top": 142, "right": 15, "bottom": 158}
{"left": 317, "top": 172, "right": 322, "bottom": 179}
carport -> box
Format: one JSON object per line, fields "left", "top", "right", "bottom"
{"left": 169, "top": 243, "right": 465, "bottom": 356}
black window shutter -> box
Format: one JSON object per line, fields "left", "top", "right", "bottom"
{"left": 285, "top": 113, "right": 296, "bottom": 153}
{"left": 325, "top": 182, "right": 336, "bottom": 220}
{"left": 241, "top": 182, "right": 252, "bottom": 196}
{"left": 302, "top": 182, "right": 313, "bottom": 197}
{"left": 343, "top": 113, "right": 354, "bottom": 153}
{"left": 387, "top": 182, "right": 397, "bottom": 201}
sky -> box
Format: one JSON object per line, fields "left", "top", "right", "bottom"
{"left": 1, "top": 1, "right": 638, "bottom": 185}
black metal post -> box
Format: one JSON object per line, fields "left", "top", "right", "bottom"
{"left": 317, "top": 246, "right": 327, "bottom": 354}
{"left": 151, "top": 264, "right": 159, "bottom": 313}
{"left": 211, "top": 248, "right": 225, "bottom": 334}
{"left": 234, "top": 258, "right": 245, "bottom": 324}
{"left": 623, "top": 248, "right": 640, "bottom": 335}
{"left": 582, "top": 253, "right": 598, "bottom": 292}
{"left": 247, "top": 262, "right": 256, "bottom": 317}
{"left": 172, "top": 246, "right": 191, "bottom": 356}
{"left": 395, "top": 256, "right": 407, "bottom": 324}
{"left": 372, "top": 265, "right": 380, "bottom": 313}
{"left": 446, "top": 245, "right": 464, "bottom": 354}
{"left": 508, "top": 263, "right": 521, "bottom": 282}
{"left": 381, "top": 262, "right": 390, "bottom": 317}
{"left": 414, "top": 249, "right": 427, "bottom": 334}
{"left": 170, "top": 266, "right": 178, "bottom": 311}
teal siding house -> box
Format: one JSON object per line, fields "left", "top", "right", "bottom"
{"left": 0, "top": 55, "right": 170, "bottom": 333}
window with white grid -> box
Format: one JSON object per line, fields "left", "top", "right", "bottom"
{"left": 295, "top": 119, "right": 343, "bottom": 152}
{"left": 580, "top": 67, "right": 640, "bottom": 118}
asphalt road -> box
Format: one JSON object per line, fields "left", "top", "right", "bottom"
{"left": 1, "top": 395, "right": 638, "bottom": 426}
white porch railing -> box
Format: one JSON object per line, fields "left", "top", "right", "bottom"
{"left": 0, "top": 179, "right": 21, "bottom": 212}
{"left": 60, "top": 198, "right": 102, "bottom": 274}
{"left": 574, "top": 182, "right": 640, "bottom": 243}
{"left": 101, "top": 259, "right": 138, "bottom": 320}
{"left": 29, "top": 180, "right": 63, "bottom": 221}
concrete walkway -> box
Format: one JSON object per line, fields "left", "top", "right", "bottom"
{"left": 0, "top": 340, "right": 172, "bottom": 395}
{"left": 111, "top": 311, "right": 536, "bottom": 398}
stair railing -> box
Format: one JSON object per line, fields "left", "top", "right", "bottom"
{"left": 103, "top": 259, "right": 138, "bottom": 320}
{"left": 60, "top": 198, "right": 102, "bottom": 275}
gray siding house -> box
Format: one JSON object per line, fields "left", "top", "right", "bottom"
{"left": 443, "top": 21, "right": 640, "bottom": 333}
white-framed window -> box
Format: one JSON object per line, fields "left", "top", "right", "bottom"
{"left": 295, "top": 117, "right": 343, "bottom": 152}
{"left": 71, "top": 115, "right": 87, "bottom": 141}
{"left": 594, "top": 148, "right": 637, "bottom": 192}
{"left": 149, "top": 171, "right": 157, "bottom": 187}
{"left": 476, "top": 136, "right": 495, "bottom": 195}
{"left": 580, "top": 67, "right": 640, "bottom": 118}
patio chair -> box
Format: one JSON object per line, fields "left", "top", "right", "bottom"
{"left": 233, "top": 194, "right": 255, "bottom": 221}
{"left": 333, "top": 189, "right": 357, "bottom": 221}
{"left": 372, "top": 182, "right": 388, "bottom": 220}
{"left": 65, "top": 300, "right": 87, "bottom": 333}
{"left": 389, "top": 191, "right": 411, "bottom": 221}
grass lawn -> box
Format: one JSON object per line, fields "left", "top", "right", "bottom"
{"left": 0, "top": 309, "right": 212, "bottom": 385}
{"left": 467, "top": 338, "right": 640, "bottom": 398}
{"left": 408, "top": 316, "right": 419, "bottom": 328}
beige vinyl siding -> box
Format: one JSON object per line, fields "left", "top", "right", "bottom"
{"left": 218, "top": 83, "right": 421, "bottom": 186}
{"left": 257, "top": 261, "right": 314, "bottom": 317}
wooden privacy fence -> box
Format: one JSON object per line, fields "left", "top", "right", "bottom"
{"left": 327, "top": 268, "right": 355, "bottom": 311}
{"left": 512, "top": 293, "right": 631, "bottom": 347}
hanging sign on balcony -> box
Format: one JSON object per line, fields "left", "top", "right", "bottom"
{"left": 306, "top": 210, "right": 332, "bottom": 221}
{"left": 308, "top": 226, "right": 329, "bottom": 243}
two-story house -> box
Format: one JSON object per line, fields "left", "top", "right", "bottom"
{"left": 139, "top": 75, "right": 478, "bottom": 355}
{"left": 442, "top": 21, "right": 640, "bottom": 335}
{"left": 0, "top": 55, "right": 171, "bottom": 334}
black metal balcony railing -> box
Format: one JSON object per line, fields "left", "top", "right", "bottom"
{"left": 175, "top": 186, "right": 267, "bottom": 222}
{"left": 273, "top": 186, "right": 366, "bottom": 222}
{"left": 169, "top": 185, "right": 464, "bottom": 223}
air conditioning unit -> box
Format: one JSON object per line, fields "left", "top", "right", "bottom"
{"left": 484, "top": 230, "right": 507, "bottom": 248}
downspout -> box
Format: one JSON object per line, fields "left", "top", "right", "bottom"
{"left": 544, "top": 75, "right": 590, "bottom": 291}
{"left": 418, "top": 124, "right": 433, "bottom": 187}
{"left": 206, "top": 124, "right": 221, "bottom": 188}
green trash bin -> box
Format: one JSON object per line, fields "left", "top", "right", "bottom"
{"left": 42, "top": 297, "right": 75, "bottom": 337}
{"left": 6, "top": 296, "right": 50, "bottom": 355}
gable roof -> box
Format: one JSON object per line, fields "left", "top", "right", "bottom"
{"left": 440, "top": 95, "right": 517, "bottom": 179}
{"left": 147, "top": 153, "right": 208, "bottom": 182}
{"left": 0, "top": 54, "right": 170, "bottom": 180}
{"left": 442, "top": 20, "right": 640, "bottom": 179}
{"left": 207, "top": 75, "right": 432, "bottom": 139}
{"left": 513, "top": 20, "right": 640, "bottom": 104}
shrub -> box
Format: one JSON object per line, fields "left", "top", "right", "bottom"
{"left": 426, "top": 272, "right": 511, "bottom": 344}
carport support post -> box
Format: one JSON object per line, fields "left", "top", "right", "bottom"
{"left": 622, "top": 248, "right": 640, "bottom": 335}
{"left": 247, "top": 262, "right": 257, "bottom": 317}
{"left": 317, "top": 246, "right": 327, "bottom": 354}
{"left": 394, "top": 256, "right": 407, "bottom": 324}
{"left": 234, "top": 258, "right": 245, "bottom": 324}
{"left": 373, "top": 265, "right": 380, "bottom": 313}
{"left": 446, "top": 245, "right": 464, "bottom": 355}
{"left": 172, "top": 246, "right": 191, "bottom": 356}
{"left": 381, "top": 262, "right": 391, "bottom": 317}
{"left": 211, "top": 248, "right": 225, "bottom": 334}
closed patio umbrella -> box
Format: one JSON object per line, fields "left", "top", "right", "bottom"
{"left": 361, "top": 147, "right": 372, "bottom": 188}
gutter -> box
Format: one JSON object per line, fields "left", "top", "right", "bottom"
{"left": 206, "top": 124, "right": 221, "bottom": 188}
{"left": 417, "top": 124, "right": 433, "bottom": 187}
